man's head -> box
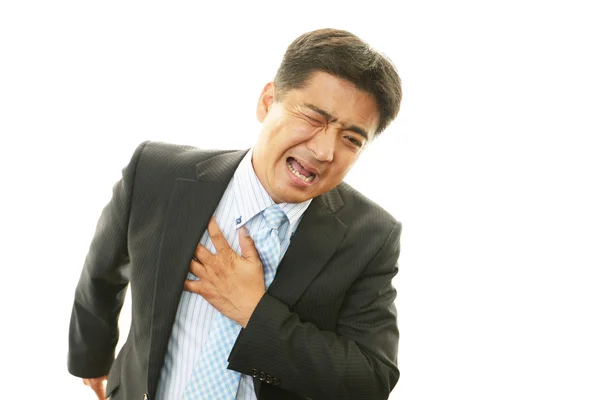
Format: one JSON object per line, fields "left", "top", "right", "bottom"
{"left": 252, "top": 28, "right": 402, "bottom": 204}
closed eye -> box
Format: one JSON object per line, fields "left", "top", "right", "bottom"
{"left": 345, "top": 135, "right": 363, "bottom": 148}
{"left": 305, "top": 115, "right": 323, "bottom": 124}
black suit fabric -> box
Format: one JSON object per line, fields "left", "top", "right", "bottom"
{"left": 68, "top": 141, "right": 401, "bottom": 400}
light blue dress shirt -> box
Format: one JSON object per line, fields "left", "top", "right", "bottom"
{"left": 156, "top": 149, "right": 311, "bottom": 399}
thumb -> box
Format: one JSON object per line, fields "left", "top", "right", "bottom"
{"left": 239, "top": 227, "right": 260, "bottom": 263}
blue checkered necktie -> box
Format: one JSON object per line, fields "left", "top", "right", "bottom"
{"left": 182, "top": 205, "right": 288, "bottom": 399}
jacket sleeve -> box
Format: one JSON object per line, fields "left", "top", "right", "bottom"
{"left": 67, "top": 141, "right": 148, "bottom": 378}
{"left": 228, "top": 221, "right": 401, "bottom": 400}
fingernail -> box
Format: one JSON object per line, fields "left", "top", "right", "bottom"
{"left": 240, "top": 226, "right": 250, "bottom": 237}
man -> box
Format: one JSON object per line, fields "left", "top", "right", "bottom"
{"left": 68, "top": 28, "right": 402, "bottom": 400}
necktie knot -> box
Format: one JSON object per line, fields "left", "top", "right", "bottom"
{"left": 262, "top": 204, "right": 287, "bottom": 231}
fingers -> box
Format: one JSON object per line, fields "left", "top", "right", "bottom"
{"left": 239, "top": 226, "right": 260, "bottom": 263}
{"left": 191, "top": 246, "right": 210, "bottom": 278}
{"left": 83, "top": 376, "right": 107, "bottom": 400}
{"left": 189, "top": 261, "right": 206, "bottom": 280}
{"left": 208, "top": 217, "right": 231, "bottom": 253}
{"left": 183, "top": 277, "right": 208, "bottom": 295}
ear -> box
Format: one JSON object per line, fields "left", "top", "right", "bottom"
{"left": 256, "top": 82, "right": 275, "bottom": 123}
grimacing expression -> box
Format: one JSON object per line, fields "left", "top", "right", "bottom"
{"left": 252, "top": 71, "right": 380, "bottom": 204}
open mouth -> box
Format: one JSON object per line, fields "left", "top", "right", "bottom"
{"left": 286, "top": 157, "right": 316, "bottom": 183}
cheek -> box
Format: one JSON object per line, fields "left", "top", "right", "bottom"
{"left": 272, "top": 124, "right": 319, "bottom": 152}
{"left": 330, "top": 157, "right": 358, "bottom": 179}
{"left": 288, "top": 121, "right": 319, "bottom": 138}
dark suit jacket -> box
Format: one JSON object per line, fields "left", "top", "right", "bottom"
{"left": 68, "top": 141, "right": 401, "bottom": 400}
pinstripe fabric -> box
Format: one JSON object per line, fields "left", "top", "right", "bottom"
{"left": 156, "top": 149, "right": 311, "bottom": 400}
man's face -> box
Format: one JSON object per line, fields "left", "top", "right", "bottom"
{"left": 252, "top": 71, "right": 380, "bottom": 204}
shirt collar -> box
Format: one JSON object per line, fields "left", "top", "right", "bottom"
{"left": 232, "top": 148, "right": 312, "bottom": 228}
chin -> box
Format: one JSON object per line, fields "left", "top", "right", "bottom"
{"left": 276, "top": 189, "right": 312, "bottom": 204}
{"left": 276, "top": 193, "right": 305, "bottom": 204}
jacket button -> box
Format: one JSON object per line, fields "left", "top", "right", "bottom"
{"left": 259, "top": 372, "right": 266, "bottom": 381}
{"left": 252, "top": 369, "right": 259, "bottom": 378}
{"left": 265, "top": 374, "right": 273, "bottom": 384}
{"left": 272, "top": 377, "right": 280, "bottom": 386}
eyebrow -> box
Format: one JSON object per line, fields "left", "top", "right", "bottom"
{"left": 303, "top": 103, "right": 370, "bottom": 141}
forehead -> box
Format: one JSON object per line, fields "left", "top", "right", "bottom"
{"left": 282, "top": 72, "right": 380, "bottom": 138}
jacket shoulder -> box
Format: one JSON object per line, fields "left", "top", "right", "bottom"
{"left": 135, "top": 141, "right": 241, "bottom": 181}
{"left": 336, "top": 181, "right": 401, "bottom": 230}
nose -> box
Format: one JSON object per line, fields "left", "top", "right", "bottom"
{"left": 306, "top": 127, "right": 335, "bottom": 162}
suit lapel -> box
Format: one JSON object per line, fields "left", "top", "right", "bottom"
{"left": 146, "top": 148, "right": 347, "bottom": 396}
{"left": 268, "top": 188, "right": 347, "bottom": 307}
{"left": 147, "top": 150, "right": 247, "bottom": 396}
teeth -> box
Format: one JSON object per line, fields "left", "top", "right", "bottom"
{"left": 287, "top": 160, "right": 315, "bottom": 182}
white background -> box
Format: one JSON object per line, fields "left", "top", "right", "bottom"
{"left": 1, "top": 0, "right": 599, "bottom": 399}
